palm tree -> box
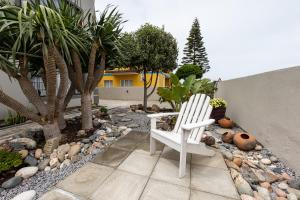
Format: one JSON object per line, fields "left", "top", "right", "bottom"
{"left": 0, "top": 1, "right": 83, "bottom": 153}
{"left": 68, "top": 6, "right": 125, "bottom": 130}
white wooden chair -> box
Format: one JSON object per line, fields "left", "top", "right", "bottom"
{"left": 147, "top": 94, "right": 216, "bottom": 178}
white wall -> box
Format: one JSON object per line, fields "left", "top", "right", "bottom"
{"left": 215, "top": 66, "right": 300, "bottom": 174}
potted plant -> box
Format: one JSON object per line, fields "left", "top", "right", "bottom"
{"left": 210, "top": 98, "right": 227, "bottom": 121}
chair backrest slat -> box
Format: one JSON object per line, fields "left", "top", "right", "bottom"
{"left": 174, "top": 95, "right": 195, "bottom": 134}
{"left": 193, "top": 105, "right": 213, "bottom": 143}
{"left": 173, "top": 101, "right": 187, "bottom": 134}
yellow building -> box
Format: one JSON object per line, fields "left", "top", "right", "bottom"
{"left": 98, "top": 69, "right": 170, "bottom": 88}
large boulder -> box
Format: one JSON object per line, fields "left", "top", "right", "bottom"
{"left": 10, "top": 138, "right": 36, "bottom": 150}
{"left": 57, "top": 144, "right": 70, "bottom": 162}
{"left": 68, "top": 144, "right": 81, "bottom": 158}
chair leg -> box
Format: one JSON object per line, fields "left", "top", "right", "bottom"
{"left": 150, "top": 135, "right": 156, "bottom": 155}
{"left": 179, "top": 150, "right": 187, "bottom": 178}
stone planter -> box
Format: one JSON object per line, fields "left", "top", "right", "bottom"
{"left": 210, "top": 107, "right": 226, "bottom": 121}
{"left": 233, "top": 132, "right": 257, "bottom": 151}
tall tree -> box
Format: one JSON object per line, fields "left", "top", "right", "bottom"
{"left": 182, "top": 18, "right": 210, "bottom": 72}
{"left": 117, "top": 24, "right": 178, "bottom": 111}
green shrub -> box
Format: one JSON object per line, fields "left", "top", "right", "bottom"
{"left": 210, "top": 98, "right": 227, "bottom": 109}
{"left": 175, "top": 64, "right": 203, "bottom": 80}
{"left": 191, "top": 78, "right": 217, "bottom": 98}
{"left": 0, "top": 150, "right": 23, "bottom": 172}
{"left": 100, "top": 106, "right": 108, "bottom": 114}
{"left": 4, "top": 110, "right": 27, "bottom": 126}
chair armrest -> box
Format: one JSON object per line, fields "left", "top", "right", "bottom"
{"left": 147, "top": 112, "right": 179, "bottom": 118}
{"left": 181, "top": 119, "right": 215, "bottom": 131}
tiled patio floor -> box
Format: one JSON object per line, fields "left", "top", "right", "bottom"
{"left": 39, "top": 132, "right": 240, "bottom": 200}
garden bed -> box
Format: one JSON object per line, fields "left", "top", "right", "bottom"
{"left": 0, "top": 107, "right": 150, "bottom": 199}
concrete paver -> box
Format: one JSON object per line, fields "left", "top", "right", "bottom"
{"left": 118, "top": 151, "right": 159, "bottom": 176}
{"left": 56, "top": 163, "right": 114, "bottom": 198}
{"left": 90, "top": 170, "right": 148, "bottom": 200}
{"left": 191, "top": 165, "right": 240, "bottom": 199}
{"left": 140, "top": 178, "right": 190, "bottom": 200}
{"left": 151, "top": 158, "right": 191, "bottom": 188}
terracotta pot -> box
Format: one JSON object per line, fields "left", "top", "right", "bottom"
{"left": 222, "top": 131, "right": 235, "bottom": 144}
{"left": 218, "top": 118, "right": 234, "bottom": 128}
{"left": 210, "top": 107, "right": 226, "bottom": 121}
{"left": 233, "top": 132, "right": 257, "bottom": 151}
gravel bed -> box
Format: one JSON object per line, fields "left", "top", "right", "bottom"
{"left": 108, "top": 107, "right": 150, "bottom": 133}
{"left": 0, "top": 154, "right": 96, "bottom": 200}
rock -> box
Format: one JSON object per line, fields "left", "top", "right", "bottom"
{"left": 118, "top": 126, "right": 127, "bottom": 132}
{"left": 288, "top": 177, "right": 300, "bottom": 190}
{"left": 18, "top": 149, "right": 29, "bottom": 159}
{"left": 38, "top": 159, "right": 50, "bottom": 171}
{"left": 225, "top": 159, "right": 240, "bottom": 171}
{"left": 68, "top": 144, "right": 81, "bottom": 158}
{"left": 70, "top": 155, "right": 81, "bottom": 163}
{"left": 1, "top": 176, "right": 22, "bottom": 189}
{"left": 57, "top": 144, "right": 70, "bottom": 162}
{"left": 287, "top": 193, "right": 298, "bottom": 200}
{"left": 276, "top": 197, "right": 287, "bottom": 200}
{"left": 11, "top": 190, "right": 36, "bottom": 200}
{"left": 261, "top": 158, "right": 272, "bottom": 165}
{"left": 287, "top": 188, "right": 300, "bottom": 199}
{"left": 260, "top": 182, "right": 272, "bottom": 192}
{"left": 151, "top": 104, "right": 160, "bottom": 112}
{"left": 120, "top": 118, "right": 132, "bottom": 122}
{"left": 275, "top": 188, "right": 287, "bottom": 197}
{"left": 221, "top": 150, "right": 233, "bottom": 161}
{"left": 253, "top": 169, "right": 279, "bottom": 183}
{"left": 35, "top": 149, "right": 43, "bottom": 159}
{"left": 77, "top": 130, "right": 86, "bottom": 137}
{"left": 50, "top": 150, "right": 58, "bottom": 160}
{"left": 49, "top": 158, "right": 59, "bottom": 168}
{"left": 116, "top": 113, "right": 127, "bottom": 117}
{"left": 93, "top": 119, "right": 101, "bottom": 127}
{"left": 123, "top": 128, "right": 132, "bottom": 135}
{"left": 253, "top": 191, "right": 265, "bottom": 200}
{"left": 24, "top": 156, "right": 38, "bottom": 166}
{"left": 282, "top": 173, "right": 292, "bottom": 181}
{"left": 44, "top": 166, "right": 51, "bottom": 172}
{"left": 240, "top": 166, "right": 261, "bottom": 184}
{"left": 0, "top": 143, "right": 12, "bottom": 152}
{"left": 81, "top": 139, "right": 91, "bottom": 144}
{"left": 230, "top": 168, "right": 240, "bottom": 180}
{"left": 127, "top": 123, "right": 140, "bottom": 128}
{"left": 278, "top": 182, "right": 289, "bottom": 190}
{"left": 201, "top": 136, "right": 215, "bottom": 146}
{"left": 234, "top": 174, "right": 253, "bottom": 196}
{"left": 91, "top": 148, "right": 102, "bottom": 155}
{"left": 10, "top": 138, "right": 36, "bottom": 150}
{"left": 0, "top": 188, "right": 4, "bottom": 193}
{"left": 60, "top": 159, "right": 71, "bottom": 168}
{"left": 43, "top": 137, "right": 60, "bottom": 156}
{"left": 257, "top": 186, "right": 271, "bottom": 200}
{"left": 15, "top": 167, "right": 38, "bottom": 179}
{"left": 270, "top": 156, "right": 278, "bottom": 162}
{"left": 255, "top": 145, "right": 263, "bottom": 151}
{"left": 233, "top": 157, "right": 243, "bottom": 167}
{"left": 240, "top": 194, "right": 255, "bottom": 200}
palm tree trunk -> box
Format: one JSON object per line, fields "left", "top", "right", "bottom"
{"left": 53, "top": 46, "right": 70, "bottom": 130}
{"left": 81, "top": 92, "right": 93, "bottom": 130}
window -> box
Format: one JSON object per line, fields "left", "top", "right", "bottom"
{"left": 120, "top": 80, "right": 133, "bottom": 87}
{"left": 104, "top": 80, "right": 113, "bottom": 88}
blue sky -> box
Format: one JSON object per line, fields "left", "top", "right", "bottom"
{"left": 95, "top": 0, "right": 300, "bottom": 80}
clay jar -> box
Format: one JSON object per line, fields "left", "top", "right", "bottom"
{"left": 233, "top": 132, "right": 257, "bottom": 151}
{"left": 222, "top": 131, "right": 235, "bottom": 144}
{"left": 218, "top": 118, "right": 234, "bottom": 128}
